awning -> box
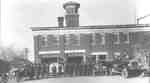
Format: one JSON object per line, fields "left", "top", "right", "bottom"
{"left": 91, "top": 52, "right": 108, "bottom": 55}
{"left": 39, "top": 50, "right": 60, "bottom": 55}
{"left": 114, "top": 52, "right": 120, "bottom": 55}
{"left": 64, "top": 49, "right": 86, "bottom": 53}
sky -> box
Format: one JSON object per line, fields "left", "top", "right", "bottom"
{"left": 1, "top": 0, "right": 150, "bottom": 62}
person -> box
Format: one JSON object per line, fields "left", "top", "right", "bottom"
{"left": 52, "top": 65, "right": 57, "bottom": 74}
{"left": 0, "top": 74, "right": 2, "bottom": 83}
{"left": 45, "top": 64, "right": 49, "bottom": 78}
{"left": 15, "top": 69, "right": 21, "bottom": 82}
{"left": 1, "top": 73, "right": 8, "bottom": 83}
{"left": 102, "top": 66, "right": 108, "bottom": 76}
{"left": 34, "top": 64, "right": 38, "bottom": 79}
{"left": 40, "top": 64, "right": 45, "bottom": 78}
{"left": 37, "top": 64, "right": 41, "bottom": 79}
{"left": 39, "top": 64, "right": 42, "bottom": 79}
{"left": 28, "top": 64, "right": 34, "bottom": 80}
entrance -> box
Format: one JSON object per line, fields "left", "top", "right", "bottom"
{"left": 41, "top": 57, "right": 64, "bottom": 73}
{"left": 41, "top": 57, "right": 57, "bottom": 64}
{"left": 90, "top": 52, "right": 108, "bottom": 63}
{"left": 67, "top": 56, "right": 83, "bottom": 64}
{"left": 98, "top": 55, "right": 106, "bottom": 61}
{"left": 88, "top": 56, "right": 96, "bottom": 64}
{"left": 88, "top": 55, "right": 106, "bottom": 63}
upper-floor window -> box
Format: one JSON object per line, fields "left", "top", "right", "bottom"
{"left": 39, "top": 34, "right": 59, "bottom": 47}
{"left": 65, "top": 34, "right": 80, "bottom": 46}
{"left": 123, "top": 32, "right": 130, "bottom": 44}
{"left": 114, "top": 52, "right": 121, "bottom": 60}
{"left": 38, "top": 35, "right": 47, "bottom": 48}
{"left": 92, "top": 33, "right": 96, "bottom": 45}
{"left": 113, "top": 32, "right": 120, "bottom": 44}
{"left": 47, "top": 35, "right": 59, "bottom": 46}
{"left": 101, "top": 32, "right": 105, "bottom": 45}
{"left": 64, "top": 34, "right": 70, "bottom": 46}
{"left": 92, "top": 33, "right": 105, "bottom": 45}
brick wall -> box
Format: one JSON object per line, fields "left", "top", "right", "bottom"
{"left": 34, "top": 30, "right": 149, "bottom": 63}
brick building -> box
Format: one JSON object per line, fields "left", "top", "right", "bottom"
{"left": 31, "top": 1, "right": 150, "bottom": 64}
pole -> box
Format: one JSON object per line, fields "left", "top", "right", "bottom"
{"left": 137, "top": 14, "right": 150, "bottom": 24}
{"left": 24, "top": 48, "right": 28, "bottom": 60}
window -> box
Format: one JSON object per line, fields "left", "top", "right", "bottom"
{"left": 54, "top": 35, "right": 60, "bottom": 45}
{"left": 98, "top": 55, "right": 106, "bottom": 60}
{"left": 114, "top": 52, "right": 121, "bottom": 60}
{"left": 64, "top": 34, "right": 80, "bottom": 46}
{"left": 47, "top": 35, "right": 59, "bottom": 46}
{"left": 92, "top": 33, "right": 96, "bottom": 45}
{"left": 70, "top": 34, "right": 80, "bottom": 45}
{"left": 113, "top": 32, "right": 120, "bottom": 44}
{"left": 123, "top": 32, "right": 130, "bottom": 44}
{"left": 64, "top": 34, "right": 70, "bottom": 46}
{"left": 43, "top": 35, "right": 48, "bottom": 44}
{"left": 95, "top": 33, "right": 102, "bottom": 44}
{"left": 101, "top": 32, "right": 105, "bottom": 45}
{"left": 92, "top": 33, "right": 105, "bottom": 45}
{"left": 37, "top": 35, "right": 48, "bottom": 48}
{"left": 77, "top": 34, "right": 80, "bottom": 45}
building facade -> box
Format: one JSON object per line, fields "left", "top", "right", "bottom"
{"left": 31, "top": 1, "right": 150, "bottom": 65}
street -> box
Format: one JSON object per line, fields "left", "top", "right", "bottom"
{"left": 19, "top": 76, "right": 149, "bottom": 83}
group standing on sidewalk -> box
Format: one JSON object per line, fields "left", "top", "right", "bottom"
{"left": 2, "top": 62, "right": 114, "bottom": 82}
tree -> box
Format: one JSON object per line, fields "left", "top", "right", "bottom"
{"left": 0, "top": 46, "right": 32, "bottom": 69}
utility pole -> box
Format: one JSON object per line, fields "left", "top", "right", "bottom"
{"left": 24, "top": 48, "right": 28, "bottom": 60}
{"left": 137, "top": 14, "right": 150, "bottom": 24}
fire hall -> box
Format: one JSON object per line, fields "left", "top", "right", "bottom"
{"left": 31, "top": 1, "right": 150, "bottom": 65}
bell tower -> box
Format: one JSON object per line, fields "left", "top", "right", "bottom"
{"left": 63, "top": 1, "right": 80, "bottom": 27}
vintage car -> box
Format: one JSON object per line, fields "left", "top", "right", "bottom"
{"left": 143, "top": 69, "right": 150, "bottom": 77}
{"left": 111, "top": 61, "right": 146, "bottom": 78}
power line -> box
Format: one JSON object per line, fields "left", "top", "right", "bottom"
{"left": 137, "top": 14, "right": 150, "bottom": 24}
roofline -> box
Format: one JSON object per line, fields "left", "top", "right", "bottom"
{"left": 30, "top": 24, "right": 150, "bottom": 31}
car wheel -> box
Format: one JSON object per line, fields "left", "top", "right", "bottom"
{"left": 139, "top": 72, "right": 145, "bottom": 77}
{"left": 121, "top": 68, "right": 128, "bottom": 78}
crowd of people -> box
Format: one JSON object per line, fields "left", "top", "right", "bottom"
{"left": 0, "top": 62, "right": 115, "bottom": 82}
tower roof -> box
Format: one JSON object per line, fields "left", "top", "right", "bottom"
{"left": 63, "top": 1, "right": 80, "bottom": 9}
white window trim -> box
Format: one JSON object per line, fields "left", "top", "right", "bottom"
{"left": 39, "top": 50, "right": 60, "bottom": 55}
{"left": 114, "top": 52, "right": 121, "bottom": 56}
{"left": 91, "top": 52, "right": 108, "bottom": 55}
{"left": 114, "top": 52, "right": 121, "bottom": 59}
{"left": 64, "top": 49, "right": 86, "bottom": 53}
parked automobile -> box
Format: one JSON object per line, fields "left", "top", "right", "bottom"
{"left": 111, "top": 61, "right": 146, "bottom": 78}
{"left": 143, "top": 67, "right": 150, "bottom": 77}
